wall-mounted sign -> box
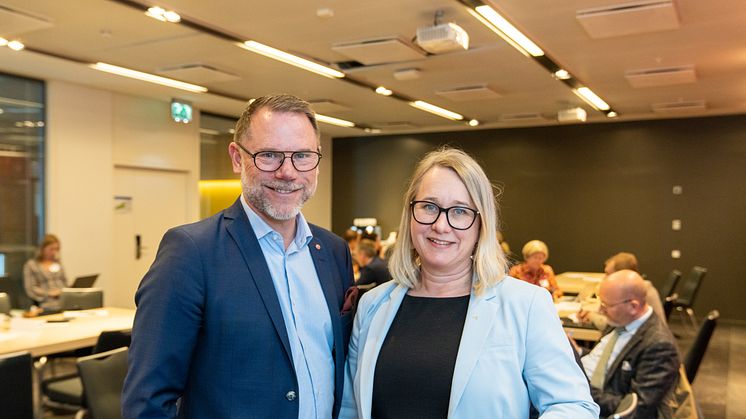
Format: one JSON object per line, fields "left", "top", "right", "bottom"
{"left": 171, "top": 100, "right": 193, "bottom": 123}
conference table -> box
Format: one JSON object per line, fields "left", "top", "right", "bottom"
{"left": 0, "top": 307, "right": 135, "bottom": 357}
{"left": 555, "top": 271, "right": 605, "bottom": 295}
{"left": 554, "top": 272, "right": 606, "bottom": 342}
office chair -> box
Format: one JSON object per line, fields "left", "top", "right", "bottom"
{"left": 684, "top": 310, "right": 719, "bottom": 383}
{"left": 670, "top": 266, "right": 707, "bottom": 331}
{"left": 60, "top": 288, "right": 104, "bottom": 310}
{"left": 0, "top": 291, "right": 11, "bottom": 314}
{"left": 78, "top": 347, "right": 129, "bottom": 419}
{"left": 42, "top": 330, "right": 131, "bottom": 415}
{"left": 608, "top": 393, "right": 638, "bottom": 419}
{"left": 0, "top": 351, "right": 34, "bottom": 419}
{"left": 659, "top": 269, "right": 682, "bottom": 302}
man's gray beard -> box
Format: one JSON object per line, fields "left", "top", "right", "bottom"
{"left": 242, "top": 173, "right": 312, "bottom": 221}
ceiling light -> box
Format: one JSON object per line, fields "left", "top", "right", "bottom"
{"left": 7, "top": 40, "right": 25, "bottom": 51}
{"left": 145, "top": 7, "right": 181, "bottom": 23}
{"left": 469, "top": 5, "right": 544, "bottom": 57}
{"left": 0, "top": 38, "right": 7, "bottom": 47}
{"left": 573, "top": 87, "right": 610, "bottom": 111}
{"left": 554, "top": 69, "right": 571, "bottom": 80}
{"left": 315, "top": 114, "right": 355, "bottom": 128}
{"left": 90, "top": 62, "right": 208, "bottom": 93}
{"left": 375, "top": 86, "right": 393, "bottom": 96}
{"left": 468, "top": 119, "right": 480, "bottom": 127}
{"left": 607, "top": 111, "right": 618, "bottom": 118}
{"left": 410, "top": 100, "right": 464, "bottom": 121}
{"left": 364, "top": 128, "right": 382, "bottom": 133}
{"left": 238, "top": 41, "right": 345, "bottom": 79}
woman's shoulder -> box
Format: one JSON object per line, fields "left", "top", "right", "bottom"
{"left": 487, "top": 276, "right": 546, "bottom": 303}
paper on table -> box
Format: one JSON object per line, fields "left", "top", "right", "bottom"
{"left": 555, "top": 301, "right": 582, "bottom": 313}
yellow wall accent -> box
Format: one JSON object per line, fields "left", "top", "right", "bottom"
{"left": 199, "top": 179, "right": 241, "bottom": 218}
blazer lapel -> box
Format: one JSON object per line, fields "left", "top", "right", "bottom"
{"left": 358, "top": 285, "right": 408, "bottom": 417}
{"left": 448, "top": 287, "right": 500, "bottom": 417}
{"left": 308, "top": 236, "right": 345, "bottom": 372}
{"left": 223, "top": 199, "right": 293, "bottom": 361}
{"left": 605, "top": 316, "right": 654, "bottom": 386}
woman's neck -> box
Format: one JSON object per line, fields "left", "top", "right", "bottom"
{"left": 410, "top": 263, "right": 472, "bottom": 297}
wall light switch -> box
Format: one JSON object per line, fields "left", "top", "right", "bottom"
{"left": 671, "top": 249, "right": 681, "bottom": 259}
{"left": 672, "top": 219, "right": 682, "bottom": 231}
{"left": 672, "top": 185, "right": 683, "bottom": 195}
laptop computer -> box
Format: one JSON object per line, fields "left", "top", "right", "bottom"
{"left": 71, "top": 274, "right": 99, "bottom": 288}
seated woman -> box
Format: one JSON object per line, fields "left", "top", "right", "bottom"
{"left": 509, "top": 240, "right": 562, "bottom": 299}
{"left": 340, "top": 147, "right": 597, "bottom": 418}
{"left": 23, "top": 234, "right": 68, "bottom": 310}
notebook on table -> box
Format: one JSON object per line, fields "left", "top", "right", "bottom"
{"left": 71, "top": 274, "right": 99, "bottom": 288}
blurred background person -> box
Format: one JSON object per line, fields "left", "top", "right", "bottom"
{"left": 340, "top": 148, "right": 597, "bottom": 418}
{"left": 355, "top": 239, "right": 391, "bottom": 289}
{"left": 579, "top": 252, "right": 665, "bottom": 329}
{"left": 509, "top": 239, "right": 562, "bottom": 299}
{"left": 23, "top": 234, "right": 67, "bottom": 310}
{"left": 344, "top": 228, "right": 361, "bottom": 279}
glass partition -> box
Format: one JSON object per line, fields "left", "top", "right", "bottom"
{"left": 200, "top": 113, "right": 239, "bottom": 218}
{"left": 0, "top": 72, "right": 45, "bottom": 308}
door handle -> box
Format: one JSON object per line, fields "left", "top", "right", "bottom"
{"left": 135, "top": 234, "right": 142, "bottom": 260}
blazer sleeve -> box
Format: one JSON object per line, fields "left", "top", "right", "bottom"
{"left": 339, "top": 290, "right": 367, "bottom": 419}
{"left": 591, "top": 338, "right": 679, "bottom": 417}
{"left": 522, "top": 288, "right": 600, "bottom": 418}
{"left": 23, "top": 261, "right": 46, "bottom": 303}
{"left": 122, "top": 228, "right": 206, "bottom": 419}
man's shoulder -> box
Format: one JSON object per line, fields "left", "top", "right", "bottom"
{"left": 637, "top": 313, "right": 677, "bottom": 347}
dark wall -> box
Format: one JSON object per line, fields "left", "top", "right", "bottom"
{"left": 332, "top": 114, "right": 746, "bottom": 321}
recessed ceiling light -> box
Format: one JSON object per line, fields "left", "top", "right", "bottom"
{"left": 468, "top": 119, "right": 480, "bottom": 126}
{"left": 607, "top": 111, "right": 618, "bottom": 118}
{"left": 145, "top": 7, "right": 181, "bottom": 23}
{"left": 573, "top": 87, "right": 610, "bottom": 111}
{"left": 90, "top": 62, "right": 208, "bottom": 93}
{"left": 315, "top": 114, "right": 355, "bottom": 128}
{"left": 410, "top": 100, "right": 464, "bottom": 121}
{"left": 469, "top": 5, "right": 544, "bottom": 57}
{"left": 0, "top": 38, "right": 7, "bottom": 47}
{"left": 554, "top": 69, "right": 571, "bottom": 80}
{"left": 7, "top": 40, "right": 25, "bottom": 51}
{"left": 375, "top": 86, "right": 393, "bottom": 96}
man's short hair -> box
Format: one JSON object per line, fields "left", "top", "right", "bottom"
{"left": 605, "top": 252, "right": 638, "bottom": 272}
{"left": 357, "top": 239, "right": 378, "bottom": 259}
{"left": 233, "top": 94, "right": 320, "bottom": 145}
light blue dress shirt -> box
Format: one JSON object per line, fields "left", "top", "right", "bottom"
{"left": 241, "top": 197, "right": 334, "bottom": 419}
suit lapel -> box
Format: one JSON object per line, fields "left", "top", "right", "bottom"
{"left": 223, "top": 199, "right": 293, "bottom": 360}
{"left": 605, "top": 315, "right": 655, "bottom": 386}
{"left": 448, "top": 287, "right": 500, "bottom": 417}
{"left": 308, "top": 235, "right": 344, "bottom": 364}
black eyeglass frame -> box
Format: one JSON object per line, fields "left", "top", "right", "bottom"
{"left": 233, "top": 141, "right": 322, "bottom": 172}
{"left": 410, "top": 200, "right": 480, "bottom": 231}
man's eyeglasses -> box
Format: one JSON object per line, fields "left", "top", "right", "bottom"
{"left": 234, "top": 141, "right": 322, "bottom": 172}
{"left": 410, "top": 200, "right": 479, "bottom": 230}
{"left": 599, "top": 299, "right": 633, "bottom": 310}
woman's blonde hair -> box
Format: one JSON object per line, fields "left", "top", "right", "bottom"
{"left": 521, "top": 240, "right": 549, "bottom": 260}
{"left": 35, "top": 234, "right": 60, "bottom": 261}
{"left": 389, "top": 147, "right": 508, "bottom": 295}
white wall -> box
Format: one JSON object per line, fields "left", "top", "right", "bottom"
{"left": 45, "top": 80, "right": 334, "bottom": 307}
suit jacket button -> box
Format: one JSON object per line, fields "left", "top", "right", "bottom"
{"left": 285, "top": 390, "right": 297, "bottom": 401}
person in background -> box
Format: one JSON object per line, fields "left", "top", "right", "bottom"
{"left": 509, "top": 239, "right": 562, "bottom": 299}
{"left": 579, "top": 252, "right": 666, "bottom": 329}
{"left": 340, "top": 147, "right": 598, "bottom": 418}
{"left": 23, "top": 234, "right": 67, "bottom": 311}
{"left": 344, "top": 228, "right": 361, "bottom": 278}
{"left": 581, "top": 270, "right": 679, "bottom": 418}
{"left": 123, "top": 94, "right": 355, "bottom": 419}
{"left": 355, "top": 239, "right": 391, "bottom": 288}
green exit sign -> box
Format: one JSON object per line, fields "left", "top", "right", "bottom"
{"left": 171, "top": 100, "right": 193, "bottom": 123}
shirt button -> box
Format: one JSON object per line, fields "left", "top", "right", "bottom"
{"left": 285, "top": 390, "right": 297, "bottom": 401}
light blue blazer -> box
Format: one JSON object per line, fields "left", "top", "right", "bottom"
{"left": 340, "top": 277, "right": 599, "bottom": 419}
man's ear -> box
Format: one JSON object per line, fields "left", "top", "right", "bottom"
{"left": 228, "top": 142, "right": 243, "bottom": 174}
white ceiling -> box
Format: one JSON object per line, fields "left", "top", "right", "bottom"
{"left": 1, "top": 0, "right": 745, "bottom": 138}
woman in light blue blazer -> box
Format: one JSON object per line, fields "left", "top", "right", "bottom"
{"left": 340, "top": 148, "right": 598, "bottom": 419}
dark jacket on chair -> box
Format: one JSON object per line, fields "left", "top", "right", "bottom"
{"left": 591, "top": 313, "right": 680, "bottom": 418}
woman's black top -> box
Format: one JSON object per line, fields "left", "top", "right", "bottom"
{"left": 371, "top": 294, "right": 470, "bottom": 419}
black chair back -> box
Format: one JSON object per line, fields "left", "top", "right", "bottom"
{"left": 0, "top": 351, "right": 34, "bottom": 419}
{"left": 93, "top": 329, "right": 132, "bottom": 354}
{"left": 660, "top": 269, "right": 682, "bottom": 300}
{"left": 684, "top": 310, "right": 719, "bottom": 383}
{"left": 675, "top": 266, "right": 707, "bottom": 306}
{"left": 78, "top": 347, "right": 128, "bottom": 419}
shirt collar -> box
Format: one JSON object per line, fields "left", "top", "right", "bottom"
{"left": 623, "top": 305, "right": 653, "bottom": 333}
{"left": 240, "top": 194, "right": 313, "bottom": 248}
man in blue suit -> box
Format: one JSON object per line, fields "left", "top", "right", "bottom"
{"left": 122, "top": 94, "right": 355, "bottom": 418}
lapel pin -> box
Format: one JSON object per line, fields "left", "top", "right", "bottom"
{"left": 315, "top": 244, "right": 321, "bottom": 250}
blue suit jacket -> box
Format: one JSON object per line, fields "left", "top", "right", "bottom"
{"left": 122, "top": 199, "right": 354, "bottom": 418}
{"left": 340, "top": 278, "right": 599, "bottom": 419}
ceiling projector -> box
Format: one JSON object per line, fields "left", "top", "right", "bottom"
{"left": 416, "top": 22, "right": 469, "bottom": 54}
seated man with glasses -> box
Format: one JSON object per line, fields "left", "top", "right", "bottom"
{"left": 581, "top": 269, "right": 680, "bottom": 418}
